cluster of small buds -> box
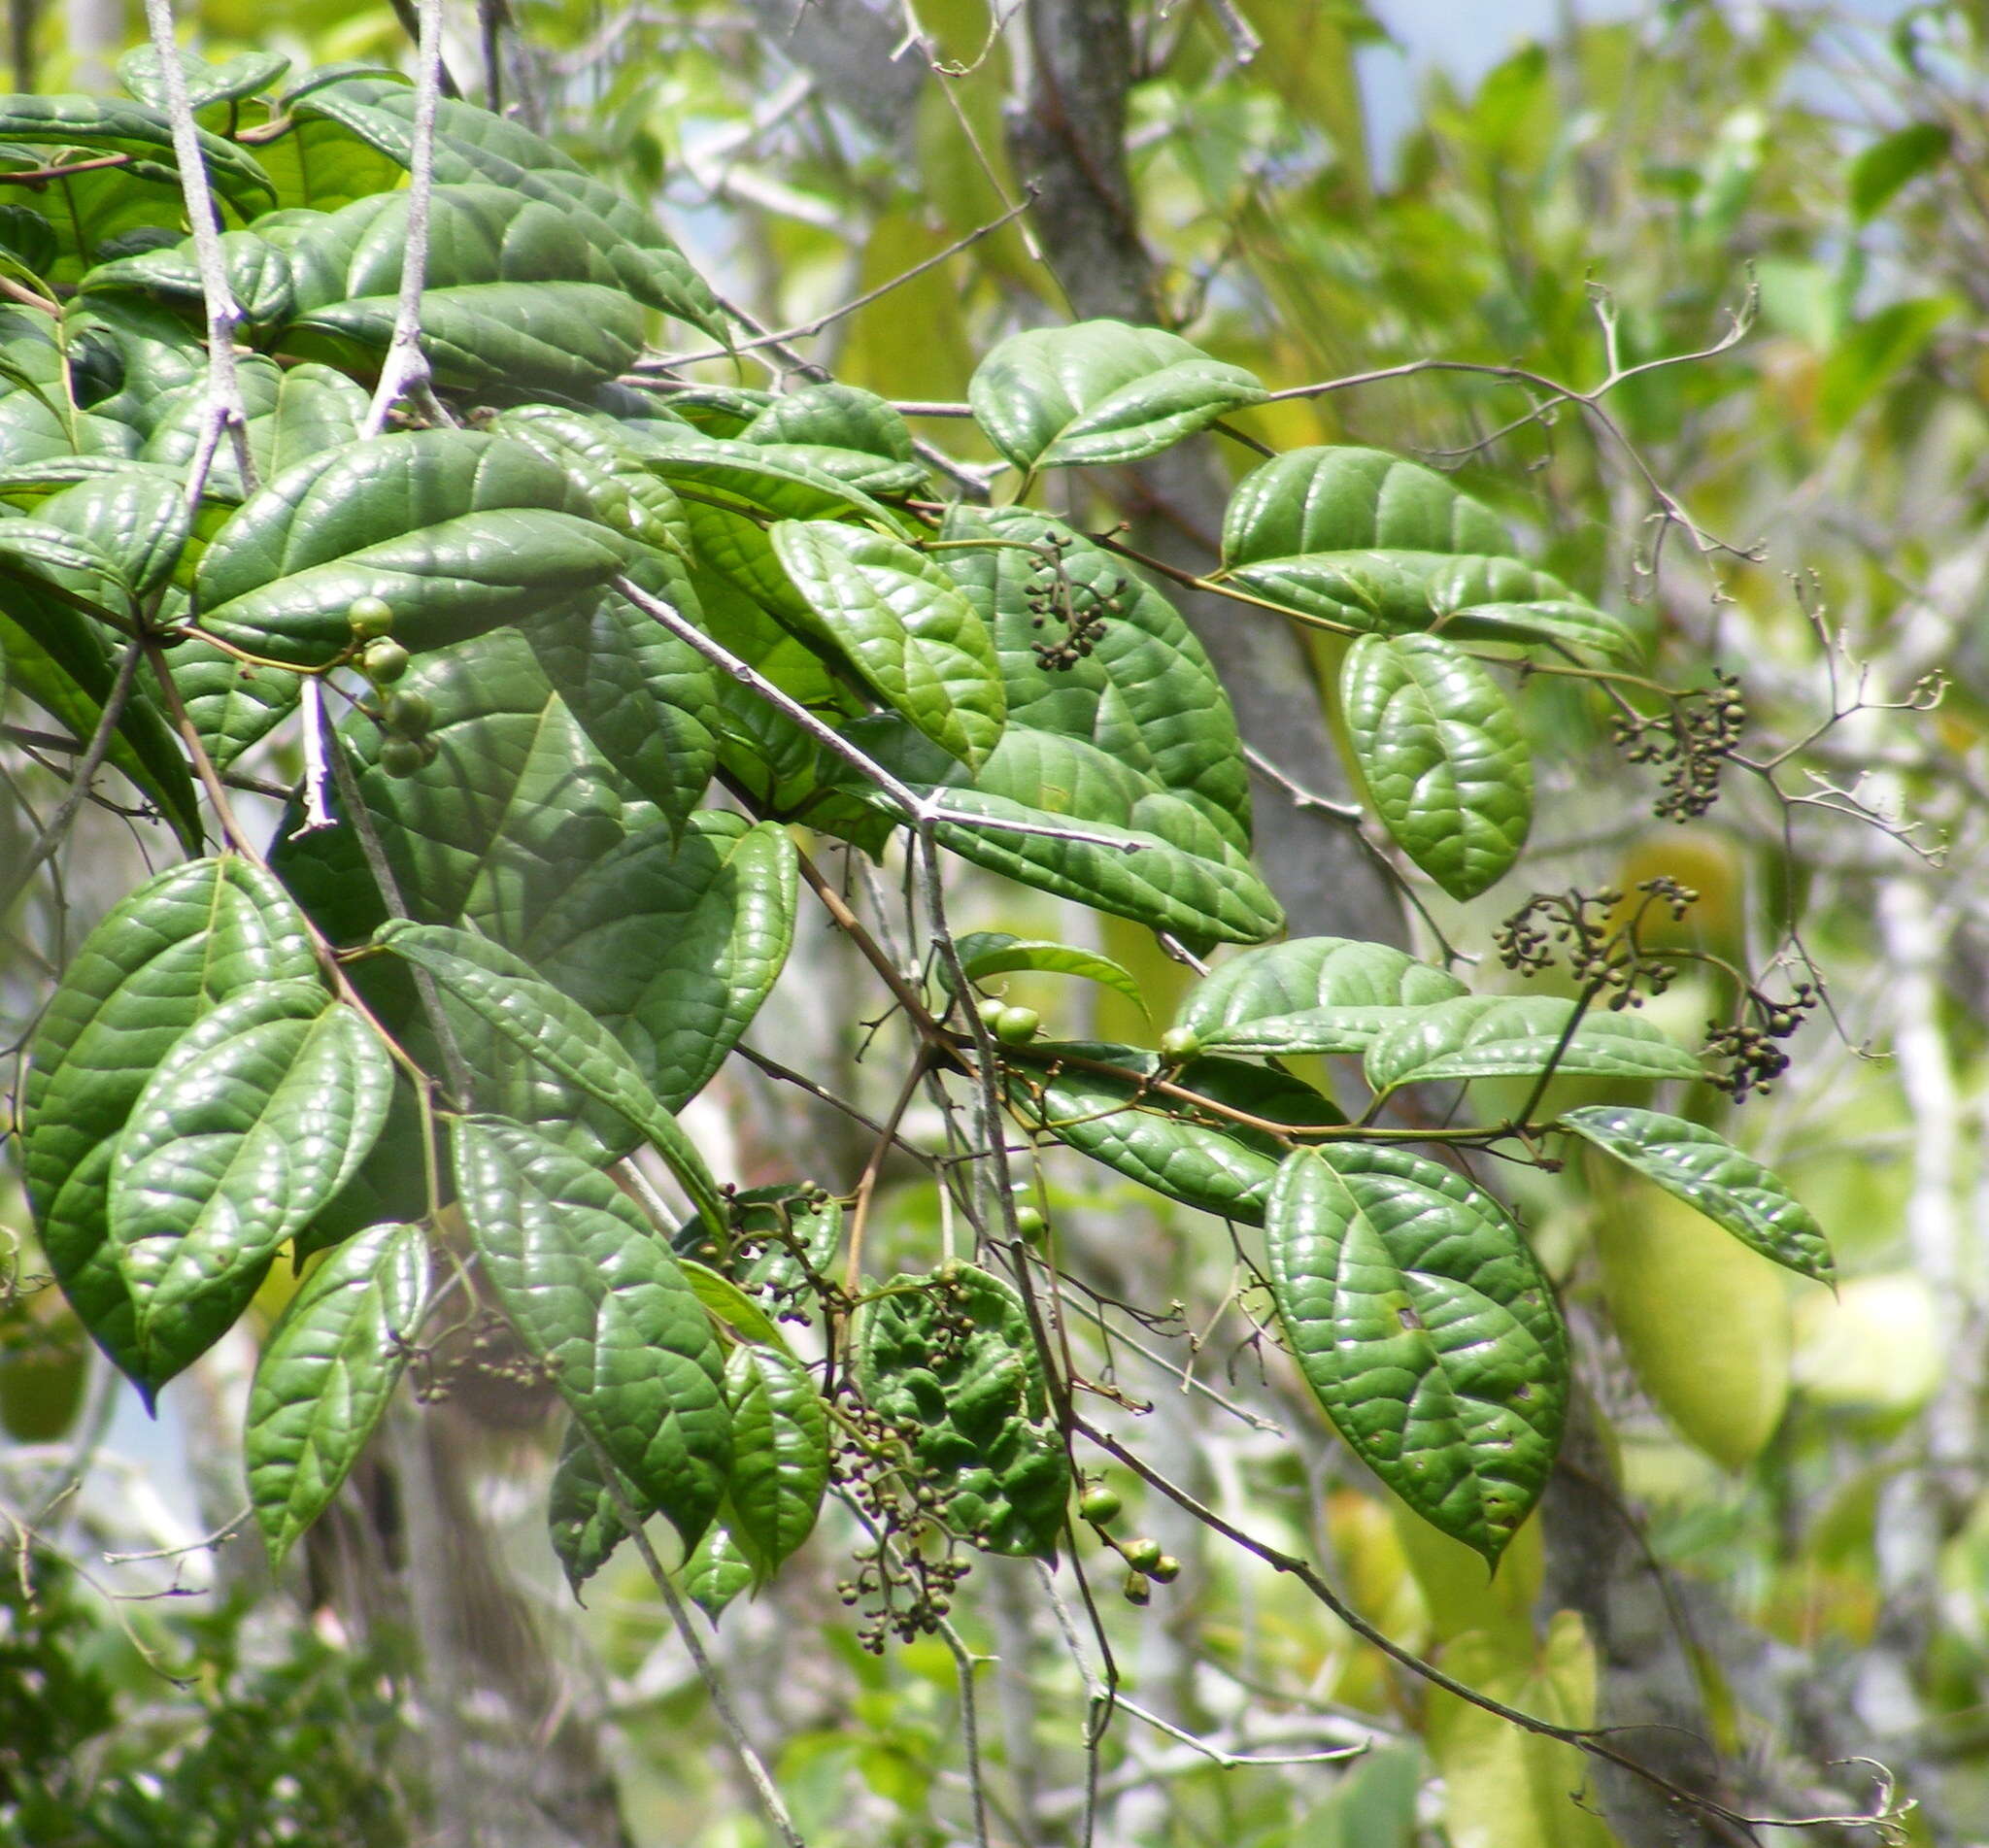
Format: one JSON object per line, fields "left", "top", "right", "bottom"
{"left": 400, "top": 1310, "right": 556, "bottom": 1405}
{"left": 1610, "top": 672, "right": 1746, "bottom": 821}
{"left": 1703, "top": 982, "right": 1820, "bottom": 1099}
{"left": 1025, "top": 533, "right": 1124, "bottom": 671}
{"left": 836, "top": 1542, "right": 973, "bottom": 1653}
{"left": 1494, "top": 883, "right": 1687, "bottom": 1010}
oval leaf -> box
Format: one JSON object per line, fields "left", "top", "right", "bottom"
{"left": 1264, "top": 1146, "right": 1568, "bottom": 1564}
{"left": 1342, "top": 632, "right": 1532, "bottom": 900}
{"left": 722, "top": 1343, "right": 829, "bottom": 1577}
{"left": 1176, "top": 936, "right": 1466, "bottom": 1054}
{"left": 1561, "top": 1106, "right": 1833, "bottom": 1284}
{"left": 246, "top": 1220, "right": 429, "bottom": 1567}
{"left": 1364, "top": 995, "right": 1702, "bottom": 1094}
{"left": 454, "top": 1116, "right": 729, "bottom": 1550}
{"left": 957, "top": 932, "right": 1148, "bottom": 1017}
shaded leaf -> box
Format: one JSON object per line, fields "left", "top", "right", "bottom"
{"left": 956, "top": 932, "right": 1148, "bottom": 1016}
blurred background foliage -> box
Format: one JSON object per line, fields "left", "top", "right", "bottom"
{"left": 6, "top": 0, "right": 1989, "bottom": 1843}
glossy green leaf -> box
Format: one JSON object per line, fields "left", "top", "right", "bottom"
{"left": 0, "top": 94, "right": 276, "bottom": 214}
{"left": 854, "top": 1262, "right": 1068, "bottom": 1558}
{"left": 253, "top": 113, "right": 407, "bottom": 215}
{"left": 772, "top": 519, "right": 1006, "bottom": 770}
{"left": 548, "top": 1421, "right": 643, "bottom": 1592}
{"left": 20, "top": 857, "right": 317, "bottom": 1387}
{"left": 490, "top": 405, "right": 696, "bottom": 558}
{"left": 968, "top": 319, "right": 1266, "bottom": 471}
{"left": 1561, "top": 1106, "right": 1834, "bottom": 1284}
{"left": 956, "top": 932, "right": 1148, "bottom": 1016}
{"left": 117, "top": 47, "right": 289, "bottom": 115}
{"left": 523, "top": 813, "right": 797, "bottom": 1116}
{"left": 143, "top": 356, "right": 367, "bottom": 503}
{"left": 1176, "top": 936, "right": 1466, "bottom": 1054}
{"left": 0, "top": 305, "right": 133, "bottom": 460}
{"left": 164, "top": 636, "right": 300, "bottom": 773}
{"left": 245, "top": 1220, "right": 428, "bottom": 1567}
{"left": 85, "top": 227, "right": 296, "bottom": 332}
{"left": 195, "top": 428, "right": 629, "bottom": 667}
{"left": 740, "top": 384, "right": 925, "bottom": 496}
{"left": 453, "top": 1117, "right": 729, "bottom": 1550}
{"left": 1365, "top": 995, "right": 1703, "bottom": 1093}
{"left": 1219, "top": 447, "right": 1636, "bottom": 661}
{"left": 269, "top": 628, "right": 629, "bottom": 948}
{"left": 1264, "top": 1146, "right": 1568, "bottom": 1563}
{"left": 378, "top": 922, "right": 725, "bottom": 1235}
{"left": 290, "top": 76, "right": 724, "bottom": 336}
{"left": 1007, "top": 1041, "right": 1340, "bottom": 1225}
{"left": 58, "top": 296, "right": 204, "bottom": 445}
{"left": 0, "top": 159, "right": 188, "bottom": 289}
{"left": 17, "top": 464, "right": 189, "bottom": 602}
{"left": 679, "top": 1260, "right": 793, "bottom": 1356}
{"left": 722, "top": 1342, "right": 829, "bottom": 1576}
{"left": 110, "top": 983, "right": 394, "bottom": 1390}
{"left": 1341, "top": 632, "right": 1533, "bottom": 900}
{"left": 681, "top": 1526, "right": 755, "bottom": 1622}
{"left": 271, "top": 185, "right": 648, "bottom": 402}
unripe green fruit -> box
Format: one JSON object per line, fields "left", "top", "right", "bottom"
{"left": 1079, "top": 1486, "right": 1122, "bottom": 1527}
{"left": 379, "top": 736, "right": 425, "bottom": 778}
{"left": 976, "top": 994, "right": 1008, "bottom": 1027}
{"left": 994, "top": 1005, "right": 1040, "bottom": 1046}
{"left": 347, "top": 594, "right": 395, "bottom": 639}
{"left": 1123, "top": 1536, "right": 1163, "bottom": 1573}
{"left": 416, "top": 734, "right": 441, "bottom": 765}
{"left": 1158, "top": 1025, "right": 1201, "bottom": 1064}
{"left": 1148, "top": 1554, "right": 1181, "bottom": 1584}
{"left": 385, "top": 690, "right": 434, "bottom": 735}
{"left": 362, "top": 639, "right": 411, "bottom": 684}
{"left": 1123, "top": 1572, "right": 1151, "bottom": 1606}
{"left": 1014, "top": 1204, "right": 1048, "bottom": 1245}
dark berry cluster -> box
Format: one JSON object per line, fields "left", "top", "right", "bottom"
{"left": 1611, "top": 672, "right": 1746, "bottom": 821}
{"left": 1703, "top": 982, "right": 1820, "bottom": 1099}
{"left": 1025, "top": 532, "right": 1125, "bottom": 671}
{"left": 400, "top": 1309, "right": 557, "bottom": 1405}
{"left": 1495, "top": 881, "right": 1691, "bottom": 1009}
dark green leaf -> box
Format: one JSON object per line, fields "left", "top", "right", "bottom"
{"left": 548, "top": 1420, "right": 642, "bottom": 1592}
{"left": 1364, "top": 995, "right": 1703, "bottom": 1093}
{"left": 1264, "top": 1145, "right": 1568, "bottom": 1563}
{"left": 143, "top": 356, "right": 367, "bottom": 502}
{"left": 681, "top": 1526, "right": 755, "bottom": 1621}
{"left": 956, "top": 932, "right": 1148, "bottom": 1016}
{"left": 117, "top": 47, "right": 289, "bottom": 115}
{"left": 0, "top": 94, "right": 276, "bottom": 215}
{"left": 1176, "top": 936, "right": 1466, "bottom": 1054}
{"left": 969, "top": 319, "right": 1265, "bottom": 471}
{"left": 21, "top": 857, "right": 318, "bottom": 1390}
{"left": 1341, "top": 632, "right": 1532, "bottom": 900}
{"left": 110, "top": 982, "right": 394, "bottom": 1390}
{"left": 195, "top": 428, "right": 629, "bottom": 667}
{"left": 1561, "top": 1106, "right": 1834, "bottom": 1284}
{"left": 454, "top": 1117, "right": 730, "bottom": 1550}
{"left": 245, "top": 1220, "right": 428, "bottom": 1567}
{"left": 1848, "top": 121, "right": 1949, "bottom": 222}
{"left": 722, "top": 1342, "right": 829, "bottom": 1576}
{"left": 854, "top": 1262, "right": 1068, "bottom": 1558}
{"left": 741, "top": 384, "right": 925, "bottom": 496}
{"left": 679, "top": 1260, "right": 792, "bottom": 1355}
{"left": 85, "top": 227, "right": 294, "bottom": 332}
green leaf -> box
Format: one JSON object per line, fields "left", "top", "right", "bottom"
{"left": 1264, "top": 1146, "right": 1568, "bottom": 1564}
{"left": 20, "top": 857, "right": 318, "bottom": 1388}
{"left": 1364, "top": 996, "right": 1703, "bottom": 1094}
{"left": 273, "top": 185, "right": 648, "bottom": 402}
{"left": 523, "top": 813, "right": 797, "bottom": 1116}
{"left": 143, "top": 355, "right": 367, "bottom": 504}
{"left": 721, "top": 1343, "right": 829, "bottom": 1576}
{"left": 85, "top": 226, "right": 296, "bottom": 332}
{"left": 269, "top": 628, "right": 630, "bottom": 947}
{"left": 252, "top": 113, "right": 407, "bottom": 215}
{"left": 956, "top": 932, "right": 1148, "bottom": 1017}
{"left": 163, "top": 636, "right": 300, "bottom": 773}
{"left": 0, "top": 94, "right": 276, "bottom": 215}
{"left": 194, "top": 428, "right": 630, "bottom": 667}
{"left": 853, "top": 1262, "right": 1069, "bottom": 1558}
{"left": 1176, "top": 936, "right": 1466, "bottom": 1054}
{"left": 245, "top": 1220, "right": 428, "bottom": 1567}
{"left": 290, "top": 76, "right": 724, "bottom": 337}
{"left": 59, "top": 295, "right": 203, "bottom": 445}
{"left": 1817, "top": 297, "right": 1954, "bottom": 434}
{"left": 1341, "top": 632, "right": 1533, "bottom": 900}
{"left": 1560, "top": 1106, "right": 1834, "bottom": 1284}
{"left": 548, "top": 1421, "right": 642, "bottom": 1593}
{"left": 0, "top": 159, "right": 187, "bottom": 288}
{"left": 117, "top": 47, "right": 289, "bottom": 115}
{"left": 1007, "top": 1041, "right": 1340, "bottom": 1225}
{"left": 1219, "top": 447, "right": 1636, "bottom": 661}
{"left": 968, "top": 319, "right": 1266, "bottom": 471}
{"left": 772, "top": 519, "right": 1006, "bottom": 771}
{"left": 1848, "top": 121, "right": 1949, "bottom": 222}
{"left": 109, "top": 983, "right": 394, "bottom": 1391}
{"left": 453, "top": 1116, "right": 729, "bottom": 1550}
{"left": 378, "top": 922, "right": 725, "bottom": 1236}
{"left": 679, "top": 1260, "right": 793, "bottom": 1356}
{"left": 490, "top": 405, "right": 696, "bottom": 558}
{"left": 741, "top": 384, "right": 925, "bottom": 496}
{"left": 681, "top": 1526, "right": 755, "bottom": 1622}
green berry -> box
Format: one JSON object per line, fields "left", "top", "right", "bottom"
{"left": 416, "top": 734, "right": 441, "bottom": 765}
{"left": 976, "top": 994, "right": 1008, "bottom": 1027}
{"left": 1014, "top": 1204, "right": 1047, "bottom": 1245}
{"left": 994, "top": 1005, "right": 1040, "bottom": 1046}
{"left": 1148, "top": 1554, "right": 1181, "bottom": 1584}
{"left": 361, "top": 639, "right": 411, "bottom": 685}
{"left": 385, "top": 690, "right": 434, "bottom": 735}
{"left": 1123, "top": 1572, "right": 1151, "bottom": 1606}
{"left": 347, "top": 594, "right": 395, "bottom": 640}
{"left": 1123, "top": 1536, "right": 1163, "bottom": 1573}
{"left": 1079, "top": 1486, "right": 1123, "bottom": 1527}
{"left": 1158, "top": 1026, "right": 1201, "bottom": 1064}
{"left": 379, "top": 737, "right": 425, "bottom": 778}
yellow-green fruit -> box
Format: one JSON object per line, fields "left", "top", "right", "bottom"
{"left": 361, "top": 638, "right": 411, "bottom": 685}
{"left": 346, "top": 594, "right": 395, "bottom": 640}
{"left": 976, "top": 994, "right": 1007, "bottom": 1027}
{"left": 1123, "top": 1572, "right": 1152, "bottom": 1606}
{"left": 1013, "top": 1204, "right": 1048, "bottom": 1245}
{"left": 379, "top": 736, "right": 425, "bottom": 779}
{"left": 1158, "top": 1026, "right": 1201, "bottom": 1063}
{"left": 1596, "top": 1182, "right": 1791, "bottom": 1471}
{"left": 1123, "top": 1536, "right": 1163, "bottom": 1573}
{"left": 0, "top": 1309, "right": 88, "bottom": 1442}
{"left": 1148, "top": 1554, "right": 1181, "bottom": 1584}
{"left": 1079, "top": 1486, "right": 1122, "bottom": 1527}
{"left": 994, "top": 1005, "right": 1040, "bottom": 1046}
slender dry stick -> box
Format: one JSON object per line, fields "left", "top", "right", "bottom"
{"left": 572, "top": 1426, "right": 808, "bottom": 1848}
{"left": 139, "top": 0, "right": 256, "bottom": 501}
{"left": 363, "top": 0, "right": 449, "bottom": 435}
